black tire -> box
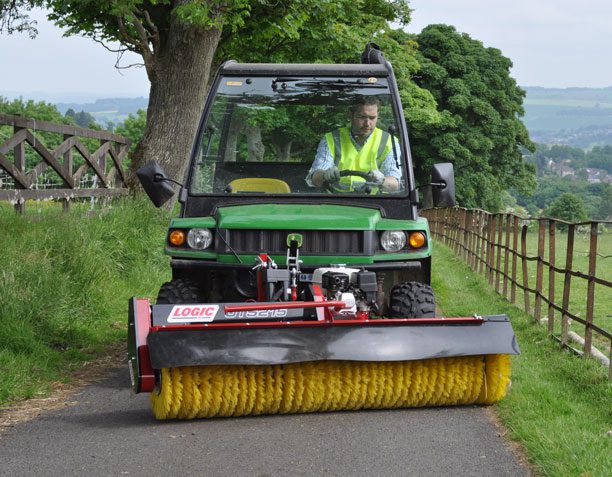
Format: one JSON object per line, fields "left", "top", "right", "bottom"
{"left": 156, "top": 278, "right": 202, "bottom": 304}
{"left": 388, "top": 281, "right": 436, "bottom": 318}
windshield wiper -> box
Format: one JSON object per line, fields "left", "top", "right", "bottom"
{"left": 294, "top": 80, "right": 386, "bottom": 89}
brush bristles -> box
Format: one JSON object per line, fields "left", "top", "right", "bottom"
{"left": 150, "top": 355, "right": 511, "bottom": 420}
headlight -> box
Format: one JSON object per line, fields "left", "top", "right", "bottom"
{"left": 380, "top": 230, "right": 406, "bottom": 252}
{"left": 187, "top": 228, "right": 213, "bottom": 250}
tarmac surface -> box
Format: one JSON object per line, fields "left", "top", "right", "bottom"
{"left": 0, "top": 366, "right": 530, "bottom": 477}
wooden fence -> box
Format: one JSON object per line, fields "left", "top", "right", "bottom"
{"left": 0, "top": 114, "right": 131, "bottom": 212}
{"left": 423, "top": 207, "right": 612, "bottom": 380}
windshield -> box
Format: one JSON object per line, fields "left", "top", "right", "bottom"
{"left": 190, "top": 75, "right": 407, "bottom": 196}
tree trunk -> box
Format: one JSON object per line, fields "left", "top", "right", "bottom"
{"left": 245, "top": 124, "right": 265, "bottom": 161}
{"left": 271, "top": 139, "right": 293, "bottom": 161}
{"left": 224, "top": 112, "right": 244, "bottom": 163}
{"left": 128, "top": 17, "right": 223, "bottom": 206}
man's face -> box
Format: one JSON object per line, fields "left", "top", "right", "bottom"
{"left": 349, "top": 104, "right": 378, "bottom": 138}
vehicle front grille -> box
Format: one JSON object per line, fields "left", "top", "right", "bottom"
{"left": 218, "top": 229, "right": 376, "bottom": 255}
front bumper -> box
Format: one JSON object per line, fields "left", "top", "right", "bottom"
{"left": 171, "top": 258, "right": 423, "bottom": 272}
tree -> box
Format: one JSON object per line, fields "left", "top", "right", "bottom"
{"left": 114, "top": 109, "right": 147, "bottom": 153}
{"left": 64, "top": 108, "right": 97, "bottom": 128}
{"left": 1, "top": 1, "right": 418, "bottom": 198}
{"left": 544, "top": 193, "right": 589, "bottom": 224}
{"left": 409, "top": 24, "right": 536, "bottom": 211}
{"left": 595, "top": 187, "right": 612, "bottom": 220}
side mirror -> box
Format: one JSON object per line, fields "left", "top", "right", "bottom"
{"left": 136, "top": 161, "right": 176, "bottom": 208}
{"left": 431, "top": 162, "right": 456, "bottom": 208}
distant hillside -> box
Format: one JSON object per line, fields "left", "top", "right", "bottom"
{"left": 55, "top": 97, "right": 148, "bottom": 127}
{"left": 522, "top": 86, "right": 612, "bottom": 147}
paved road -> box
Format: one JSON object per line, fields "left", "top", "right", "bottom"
{"left": 0, "top": 366, "right": 529, "bottom": 477}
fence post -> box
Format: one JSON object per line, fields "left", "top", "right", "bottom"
{"left": 561, "top": 224, "right": 575, "bottom": 346}
{"left": 468, "top": 210, "right": 476, "bottom": 270}
{"left": 495, "top": 214, "right": 503, "bottom": 293}
{"left": 521, "top": 224, "right": 530, "bottom": 314}
{"left": 452, "top": 209, "right": 459, "bottom": 253}
{"left": 462, "top": 209, "right": 469, "bottom": 262}
{"left": 13, "top": 125, "right": 26, "bottom": 214}
{"left": 487, "top": 214, "right": 496, "bottom": 285}
{"left": 510, "top": 216, "right": 519, "bottom": 304}
{"left": 584, "top": 222, "right": 598, "bottom": 357}
{"left": 478, "top": 211, "right": 486, "bottom": 275}
{"left": 502, "top": 214, "right": 511, "bottom": 298}
{"left": 534, "top": 219, "right": 546, "bottom": 323}
{"left": 62, "top": 133, "right": 73, "bottom": 212}
{"left": 547, "top": 220, "right": 556, "bottom": 334}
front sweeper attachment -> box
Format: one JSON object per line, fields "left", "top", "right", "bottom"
{"left": 128, "top": 254, "right": 519, "bottom": 420}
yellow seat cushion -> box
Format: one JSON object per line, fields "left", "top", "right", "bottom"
{"left": 229, "top": 178, "right": 291, "bottom": 193}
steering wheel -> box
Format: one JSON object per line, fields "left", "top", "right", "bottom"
{"left": 324, "top": 170, "right": 380, "bottom": 193}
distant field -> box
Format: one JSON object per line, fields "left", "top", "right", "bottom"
{"left": 524, "top": 98, "right": 612, "bottom": 108}
{"left": 522, "top": 104, "right": 612, "bottom": 132}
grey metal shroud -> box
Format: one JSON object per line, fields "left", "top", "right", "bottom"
{"left": 147, "top": 315, "right": 520, "bottom": 368}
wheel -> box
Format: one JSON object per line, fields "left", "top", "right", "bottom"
{"left": 388, "top": 281, "right": 436, "bottom": 318}
{"left": 156, "top": 278, "right": 202, "bottom": 304}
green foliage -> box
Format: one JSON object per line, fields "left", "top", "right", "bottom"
{"left": 512, "top": 173, "right": 612, "bottom": 220}
{"left": 114, "top": 109, "right": 146, "bottom": 156}
{"left": 410, "top": 24, "right": 536, "bottom": 211}
{"left": 216, "top": 0, "right": 411, "bottom": 64}
{"left": 64, "top": 108, "right": 97, "bottom": 128}
{"left": 0, "top": 96, "right": 71, "bottom": 123}
{"left": 0, "top": 199, "right": 170, "bottom": 404}
{"left": 544, "top": 192, "right": 589, "bottom": 224}
{"left": 215, "top": 2, "right": 440, "bottom": 162}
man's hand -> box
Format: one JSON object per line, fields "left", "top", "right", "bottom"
{"left": 322, "top": 166, "right": 341, "bottom": 184}
{"left": 366, "top": 169, "right": 385, "bottom": 186}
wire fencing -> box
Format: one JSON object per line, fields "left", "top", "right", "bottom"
{"left": 423, "top": 207, "right": 612, "bottom": 380}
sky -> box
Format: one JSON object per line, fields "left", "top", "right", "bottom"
{"left": 0, "top": 1, "right": 611, "bottom": 101}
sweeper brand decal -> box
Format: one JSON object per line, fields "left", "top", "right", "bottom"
{"left": 225, "top": 309, "right": 288, "bottom": 319}
{"left": 167, "top": 305, "right": 219, "bottom": 323}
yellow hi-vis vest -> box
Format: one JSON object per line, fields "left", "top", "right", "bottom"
{"left": 325, "top": 126, "right": 392, "bottom": 191}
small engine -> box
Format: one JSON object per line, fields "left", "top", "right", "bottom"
{"left": 313, "top": 266, "right": 378, "bottom": 314}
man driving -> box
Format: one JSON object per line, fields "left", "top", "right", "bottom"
{"left": 306, "top": 96, "right": 401, "bottom": 192}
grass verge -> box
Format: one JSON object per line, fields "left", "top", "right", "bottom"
{"left": 432, "top": 242, "right": 612, "bottom": 477}
{"left": 0, "top": 199, "right": 170, "bottom": 406}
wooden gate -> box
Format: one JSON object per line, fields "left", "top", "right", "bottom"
{"left": 0, "top": 114, "right": 131, "bottom": 212}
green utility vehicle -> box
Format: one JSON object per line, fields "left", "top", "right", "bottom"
{"left": 138, "top": 44, "right": 456, "bottom": 317}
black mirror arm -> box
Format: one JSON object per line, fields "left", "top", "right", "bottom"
{"left": 414, "top": 181, "right": 447, "bottom": 190}
{"left": 153, "top": 173, "right": 184, "bottom": 188}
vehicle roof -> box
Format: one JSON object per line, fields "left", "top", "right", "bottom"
{"left": 219, "top": 61, "right": 390, "bottom": 77}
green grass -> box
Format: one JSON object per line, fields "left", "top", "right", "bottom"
{"left": 0, "top": 198, "right": 171, "bottom": 405}
{"left": 432, "top": 242, "right": 612, "bottom": 477}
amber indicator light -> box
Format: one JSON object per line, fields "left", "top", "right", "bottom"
{"left": 409, "top": 232, "right": 426, "bottom": 248}
{"left": 169, "top": 229, "right": 186, "bottom": 246}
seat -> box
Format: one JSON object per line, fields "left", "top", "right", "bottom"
{"left": 228, "top": 178, "right": 291, "bottom": 193}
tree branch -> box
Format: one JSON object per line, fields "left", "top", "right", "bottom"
{"left": 142, "top": 9, "right": 160, "bottom": 54}
{"left": 117, "top": 14, "right": 154, "bottom": 77}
